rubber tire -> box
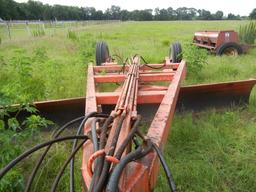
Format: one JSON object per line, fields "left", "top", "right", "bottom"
{"left": 96, "top": 41, "right": 110, "bottom": 66}
{"left": 216, "top": 42, "right": 243, "bottom": 56}
{"left": 170, "top": 42, "right": 182, "bottom": 63}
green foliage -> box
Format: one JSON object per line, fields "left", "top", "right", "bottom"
{"left": 217, "top": 65, "right": 239, "bottom": 78}
{"left": 7, "top": 117, "right": 21, "bottom": 132}
{"left": 0, "top": 131, "right": 25, "bottom": 192}
{"left": 156, "top": 108, "right": 256, "bottom": 191}
{"left": 0, "top": 36, "right": 2, "bottom": 44}
{"left": 67, "top": 29, "right": 78, "bottom": 41}
{"left": 78, "top": 35, "right": 96, "bottom": 63}
{"left": 0, "top": 105, "right": 52, "bottom": 191}
{"left": 0, "top": 119, "right": 4, "bottom": 130}
{"left": 0, "top": 47, "right": 52, "bottom": 191}
{"left": 0, "top": 48, "right": 46, "bottom": 104}
{"left": 33, "top": 47, "right": 48, "bottom": 62}
{"left": 0, "top": 170, "right": 24, "bottom": 192}
{"left": 183, "top": 43, "right": 208, "bottom": 77}
{"left": 23, "top": 115, "right": 53, "bottom": 135}
{"left": 239, "top": 21, "right": 256, "bottom": 44}
{"left": 32, "top": 26, "right": 46, "bottom": 37}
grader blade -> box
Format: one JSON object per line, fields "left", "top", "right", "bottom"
{"left": 29, "top": 79, "right": 256, "bottom": 124}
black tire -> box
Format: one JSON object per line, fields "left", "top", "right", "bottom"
{"left": 216, "top": 42, "right": 243, "bottom": 56}
{"left": 96, "top": 41, "right": 110, "bottom": 66}
{"left": 169, "top": 42, "right": 182, "bottom": 63}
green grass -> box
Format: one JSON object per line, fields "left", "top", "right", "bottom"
{"left": 155, "top": 108, "right": 256, "bottom": 191}
{"left": 0, "top": 21, "right": 256, "bottom": 191}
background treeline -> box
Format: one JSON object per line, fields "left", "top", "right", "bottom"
{"left": 0, "top": 0, "right": 256, "bottom": 21}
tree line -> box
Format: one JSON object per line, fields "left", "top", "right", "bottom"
{"left": 0, "top": 0, "right": 255, "bottom": 21}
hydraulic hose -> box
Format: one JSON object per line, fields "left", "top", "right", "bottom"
{"left": 152, "top": 143, "right": 177, "bottom": 192}
{"left": 26, "top": 112, "right": 107, "bottom": 192}
{"left": 93, "top": 115, "right": 115, "bottom": 187}
{"left": 115, "top": 115, "right": 141, "bottom": 159}
{"left": 106, "top": 140, "right": 153, "bottom": 192}
{"left": 0, "top": 135, "right": 89, "bottom": 179}
{"left": 70, "top": 113, "right": 108, "bottom": 192}
{"left": 51, "top": 139, "right": 88, "bottom": 192}
{"left": 94, "top": 113, "right": 126, "bottom": 192}
{"left": 25, "top": 116, "right": 85, "bottom": 192}
{"left": 89, "top": 118, "right": 103, "bottom": 192}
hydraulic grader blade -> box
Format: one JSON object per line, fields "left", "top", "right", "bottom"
{"left": 177, "top": 79, "right": 256, "bottom": 111}
{"left": 11, "top": 79, "right": 255, "bottom": 125}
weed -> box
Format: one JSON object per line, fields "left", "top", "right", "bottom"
{"left": 239, "top": 21, "right": 256, "bottom": 44}
{"left": 33, "top": 47, "right": 48, "bottom": 62}
{"left": 32, "top": 26, "right": 46, "bottom": 37}
{"left": 67, "top": 29, "right": 78, "bottom": 41}
{"left": 217, "top": 65, "right": 239, "bottom": 78}
{"left": 78, "top": 36, "right": 96, "bottom": 63}
{"left": 23, "top": 115, "right": 53, "bottom": 135}
{"left": 182, "top": 43, "right": 208, "bottom": 78}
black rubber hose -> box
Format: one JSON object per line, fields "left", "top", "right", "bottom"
{"left": 91, "top": 118, "right": 102, "bottom": 151}
{"left": 25, "top": 116, "right": 85, "bottom": 192}
{"left": 115, "top": 115, "right": 141, "bottom": 159}
{"left": 143, "top": 63, "right": 166, "bottom": 69}
{"left": 94, "top": 113, "right": 126, "bottom": 192}
{"left": 140, "top": 55, "right": 148, "bottom": 64}
{"left": 52, "top": 116, "right": 85, "bottom": 138}
{"left": 51, "top": 138, "right": 88, "bottom": 192}
{"left": 152, "top": 143, "right": 177, "bottom": 192}
{"left": 106, "top": 140, "right": 153, "bottom": 192}
{"left": 99, "top": 115, "right": 115, "bottom": 150}
{"left": 89, "top": 118, "right": 103, "bottom": 192}
{"left": 0, "top": 135, "right": 89, "bottom": 179}
{"left": 140, "top": 55, "right": 166, "bottom": 69}
{"left": 94, "top": 115, "right": 115, "bottom": 185}
{"left": 119, "top": 58, "right": 128, "bottom": 74}
{"left": 69, "top": 114, "right": 108, "bottom": 192}
{"left": 106, "top": 147, "right": 143, "bottom": 192}
{"left": 26, "top": 112, "right": 106, "bottom": 192}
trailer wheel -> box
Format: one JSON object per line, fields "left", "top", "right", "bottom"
{"left": 170, "top": 42, "right": 182, "bottom": 63}
{"left": 96, "top": 41, "right": 110, "bottom": 66}
{"left": 216, "top": 42, "right": 243, "bottom": 56}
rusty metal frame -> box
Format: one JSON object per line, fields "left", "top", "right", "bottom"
{"left": 193, "top": 30, "right": 239, "bottom": 52}
{"left": 81, "top": 57, "right": 186, "bottom": 191}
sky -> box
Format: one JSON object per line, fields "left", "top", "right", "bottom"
{"left": 15, "top": 0, "right": 255, "bottom": 16}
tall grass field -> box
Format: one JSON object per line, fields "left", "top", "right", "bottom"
{"left": 0, "top": 21, "right": 256, "bottom": 191}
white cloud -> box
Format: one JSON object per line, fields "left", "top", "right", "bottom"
{"left": 15, "top": 0, "right": 254, "bottom": 16}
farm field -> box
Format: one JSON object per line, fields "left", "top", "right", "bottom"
{"left": 0, "top": 21, "right": 256, "bottom": 191}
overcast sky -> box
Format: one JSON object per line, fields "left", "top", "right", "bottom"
{"left": 15, "top": 0, "right": 255, "bottom": 16}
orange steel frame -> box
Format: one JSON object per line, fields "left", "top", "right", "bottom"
{"left": 81, "top": 57, "right": 186, "bottom": 191}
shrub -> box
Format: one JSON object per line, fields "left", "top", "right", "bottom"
{"left": 23, "top": 114, "right": 53, "bottom": 135}
{"left": 182, "top": 43, "right": 208, "bottom": 77}
{"left": 239, "top": 21, "right": 256, "bottom": 44}
{"left": 0, "top": 104, "right": 53, "bottom": 191}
